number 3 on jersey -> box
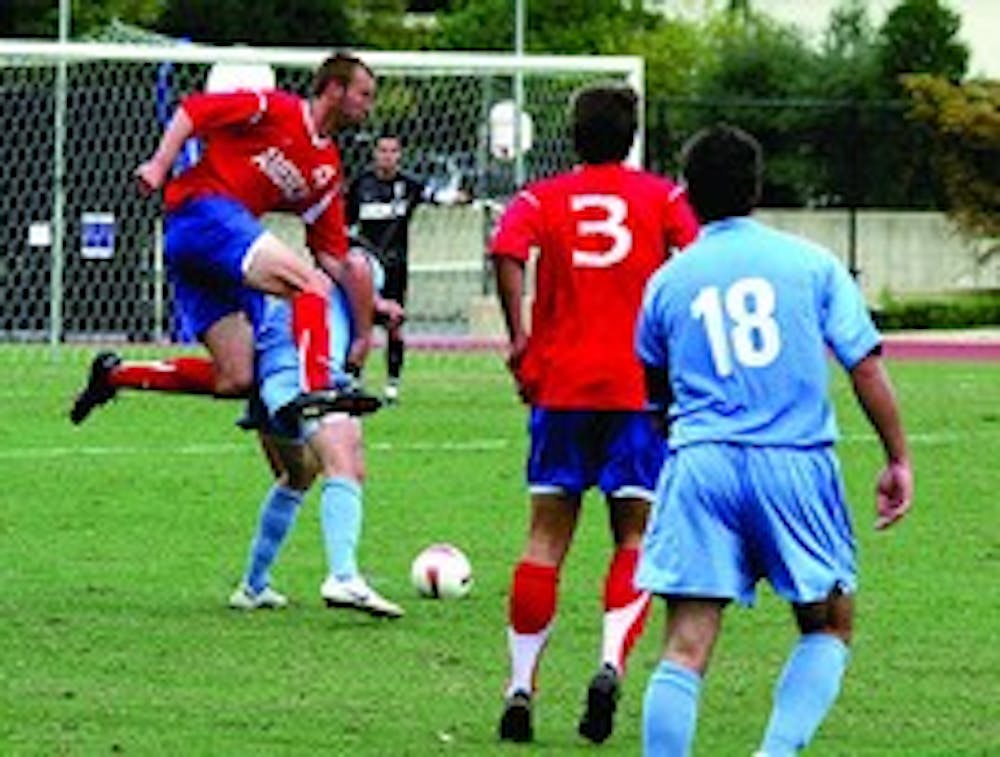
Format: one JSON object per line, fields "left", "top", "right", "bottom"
{"left": 691, "top": 277, "right": 781, "bottom": 377}
{"left": 571, "top": 194, "right": 631, "bottom": 267}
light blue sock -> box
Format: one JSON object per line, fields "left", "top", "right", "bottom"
{"left": 244, "top": 484, "right": 304, "bottom": 593}
{"left": 642, "top": 660, "right": 702, "bottom": 756}
{"left": 320, "top": 476, "right": 362, "bottom": 580}
{"left": 760, "top": 633, "right": 850, "bottom": 756}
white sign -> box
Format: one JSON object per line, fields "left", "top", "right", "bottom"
{"left": 28, "top": 221, "right": 51, "bottom": 247}
{"left": 489, "top": 100, "right": 534, "bottom": 161}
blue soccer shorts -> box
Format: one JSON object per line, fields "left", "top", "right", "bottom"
{"left": 526, "top": 409, "right": 666, "bottom": 501}
{"left": 636, "top": 442, "right": 857, "bottom": 605}
{"left": 164, "top": 196, "right": 267, "bottom": 339}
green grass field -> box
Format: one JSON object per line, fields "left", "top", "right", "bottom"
{"left": 2, "top": 348, "right": 999, "bottom": 755}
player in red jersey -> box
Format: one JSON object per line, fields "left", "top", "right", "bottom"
{"left": 491, "top": 84, "right": 699, "bottom": 745}
{"left": 71, "top": 52, "right": 378, "bottom": 424}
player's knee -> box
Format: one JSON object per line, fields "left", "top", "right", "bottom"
{"left": 213, "top": 371, "right": 252, "bottom": 397}
{"left": 794, "top": 589, "right": 854, "bottom": 642}
{"left": 664, "top": 636, "right": 713, "bottom": 675}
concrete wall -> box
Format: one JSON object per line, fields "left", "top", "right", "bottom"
{"left": 268, "top": 207, "right": 998, "bottom": 337}
{"left": 758, "top": 210, "right": 999, "bottom": 299}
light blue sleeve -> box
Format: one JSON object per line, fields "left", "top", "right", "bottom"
{"left": 821, "top": 255, "right": 881, "bottom": 369}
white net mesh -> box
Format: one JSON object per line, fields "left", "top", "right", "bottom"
{"left": 0, "top": 42, "right": 641, "bottom": 347}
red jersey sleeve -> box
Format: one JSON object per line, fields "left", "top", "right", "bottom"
{"left": 180, "top": 91, "right": 269, "bottom": 133}
{"left": 489, "top": 189, "right": 542, "bottom": 262}
{"left": 663, "top": 183, "right": 700, "bottom": 251}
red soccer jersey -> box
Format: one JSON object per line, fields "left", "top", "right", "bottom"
{"left": 164, "top": 89, "right": 348, "bottom": 258}
{"left": 490, "top": 163, "right": 699, "bottom": 410}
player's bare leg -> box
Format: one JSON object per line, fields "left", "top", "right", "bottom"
{"left": 202, "top": 312, "right": 255, "bottom": 395}
{"left": 757, "top": 590, "right": 853, "bottom": 755}
{"left": 230, "top": 433, "right": 318, "bottom": 611}
{"left": 643, "top": 598, "right": 725, "bottom": 754}
{"left": 500, "top": 492, "right": 581, "bottom": 742}
{"left": 309, "top": 416, "right": 402, "bottom": 619}
{"left": 69, "top": 312, "right": 251, "bottom": 425}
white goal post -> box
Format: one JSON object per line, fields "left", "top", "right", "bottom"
{"left": 0, "top": 40, "right": 643, "bottom": 345}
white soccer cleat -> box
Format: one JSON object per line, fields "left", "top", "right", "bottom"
{"left": 320, "top": 574, "right": 404, "bottom": 619}
{"left": 383, "top": 382, "right": 399, "bottom": 404}
{"left": 228, "top": 583, "right": 289, "bottom": 610}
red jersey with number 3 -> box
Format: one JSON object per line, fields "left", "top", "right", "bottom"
{"left": 164, "top": 89, "right": 348, "bottom": 258}
{"left": 490, "top": 163, "right": 699, "bottom": 409}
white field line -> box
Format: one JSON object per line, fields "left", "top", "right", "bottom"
{"left": 0, "top": 438, "right": 512, "bottom": 461}
{"left": 2, "top": 430, "right": 994, "bottom": 463}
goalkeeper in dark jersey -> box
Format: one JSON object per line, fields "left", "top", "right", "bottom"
{"left": 346, "top": 133, "right": 469, "bottom": 403}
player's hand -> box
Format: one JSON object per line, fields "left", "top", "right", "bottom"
{"left": 874, "top": 460, "right": 913, "bottom": 530}
{"left": 134, "top": 160, "right": 168, "bottom": 196}
{"left": 347, "top": 334, "right": 372, "bottom": 373}
{"left": 375, "top": 296, "right": 405, "bottom": 329}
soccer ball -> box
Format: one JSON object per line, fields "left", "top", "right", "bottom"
{"left": 410, "top": 543, "right": 473, "bottom": 599}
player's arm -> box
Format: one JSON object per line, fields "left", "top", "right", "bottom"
{"left": 493, "top": 254, "right": 528, "bottom": 371}
{"left": 135, "top": 91, "right": 267, "bottom": 194}
{"left": 642, "top": 362, "right": 672, "bottom": 437}
{"left": 318, "top": 248, "right": 375, "bottom": 375}
{"left": 849, "top": 350, "right": 913, "bottom": 530}
{"left": 308, "top": 201, "right": 375, "bottom": 374}
{"left": 135, "top": 107, "right": 194, "bottom": 194}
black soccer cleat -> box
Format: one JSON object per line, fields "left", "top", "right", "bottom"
{"left": 289, "top": 385, "right": 382, "bottom": 420}
{"left": 498, "top": 690, "right": 534, "bottom": 743}
{"left": 577, "top": 663, "right": 621, "bottom": 744}
{"left": 70, "top": 351, "right": 122, "bottom": 425}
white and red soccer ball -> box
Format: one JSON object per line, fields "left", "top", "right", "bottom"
{"left": 410, "top": 543, "right": 473, "bottom": 599}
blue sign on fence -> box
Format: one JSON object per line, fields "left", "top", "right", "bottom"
{"left": 81, "top": 212, "right": 115, "bottom": 260}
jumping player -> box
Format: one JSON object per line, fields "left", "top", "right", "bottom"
{"left": 71, "top": 52, "right": 377, "bottom": 424}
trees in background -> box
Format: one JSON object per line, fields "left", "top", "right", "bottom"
{"left": 2, "top": 0, "right": 986, "bottom": 221}
{"left": 905, "top": 75, "right": 1000, "bottom": 249}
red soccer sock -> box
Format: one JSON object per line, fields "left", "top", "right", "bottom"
{"left": 110, "top": 356, "right": 216, "bottom": 394}
{"left": 506, "top": 559, "right": 560, "bottom": 695}
{"left": 601, "top": 546, "right": 651, "bottom": 674}
{"left": 509, "top": 559, "right": 559, "bottom": 633}
{"left": 291, "top": 291, "right": 330, "bottom": 391}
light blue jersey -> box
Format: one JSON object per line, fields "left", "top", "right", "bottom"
{"left": 636, "top": 217, "right": 879, "bottom": 605}
{"left": 637, "top": 217, "right": 880, "bottom": 449}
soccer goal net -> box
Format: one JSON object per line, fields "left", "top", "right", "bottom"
{"left": 0, "top": 40, "right": 642, "bottom": 347}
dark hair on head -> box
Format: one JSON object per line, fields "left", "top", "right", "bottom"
{"left": 571, "top": 84, "right": 638, "bottom": 164}
{"left": 375, "top": 131, "right": 402, "bottom": 145}
{"left": 312, "top": 51, "right": 373, "bottom": 97}
{"left": 681, "top": 124, "right": 763, "bottom": 222}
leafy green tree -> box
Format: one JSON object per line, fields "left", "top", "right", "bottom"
{"left": 434, "top": 0, "right": 656, "bottom": 54}
{"left": 0, "top": 0, "right": 161, "bottom": 38}
{"left": 350, "top": 0, "right": 437, "bottom": 50}
{"left": 905, "top": 74, "right": 1000, "bottom": 248}
{"left": 878, "top": 0, "right": 969, "bottom": 91}
{"left": 157, "top": 0, "right": 357, "bottom": 46}
{"left": 685, "top": 12, "right": 824, "bottom": 204}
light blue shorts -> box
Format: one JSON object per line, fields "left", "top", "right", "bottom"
{"left": 164, "top": 196, "right": 265, "bottom": 338}
{"left": 636, "top": 443, "right": 856, "bottom": 605}
{"left": 527, "top": 409, "right": 666, "bottom": 501}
